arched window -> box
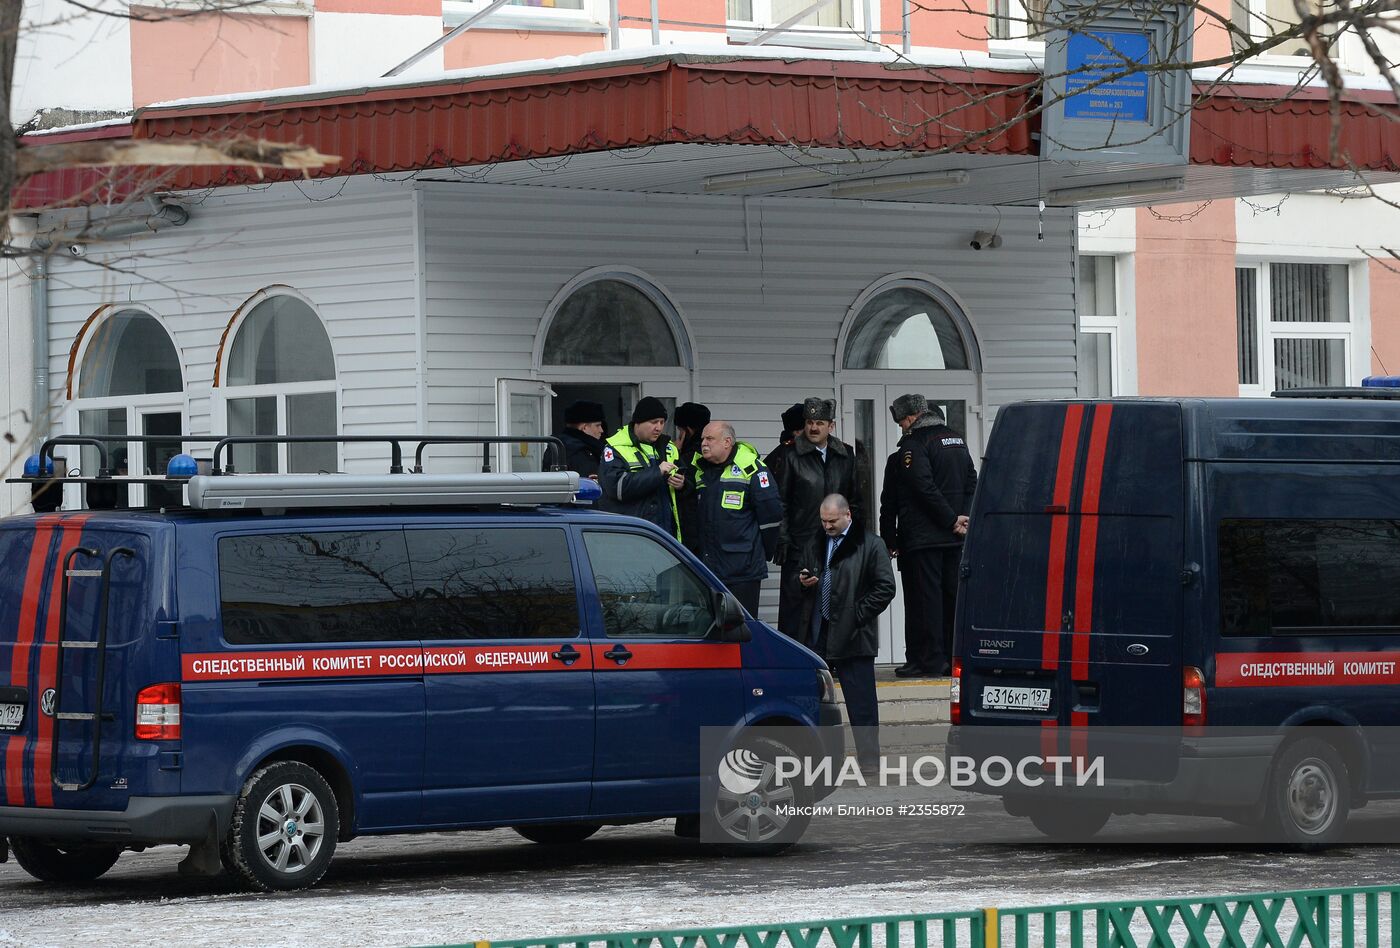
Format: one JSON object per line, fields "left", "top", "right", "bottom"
{"left": 223, "top": 294, "right": 337, "bottom": 474}
{"left": 70, "top": 309, "right": 185, "bottom": 507}
{"left": 843, "top": 286, "right": 971, "bottom": 370}
{"left": 78, "top": 311, "right": 183, "bottom": 398}
{"left": 542, "top": 278, "right": 683, "bottom": 367}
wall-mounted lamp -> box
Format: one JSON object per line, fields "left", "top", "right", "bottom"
{"left": 703, "top": 166, "right": 841, "bottom": 193}
{"left": 828, "top": 169, "right": 970, "bottom": 199}
{"left": 1044, "top": 176, "right": 1187, "bottom": 205}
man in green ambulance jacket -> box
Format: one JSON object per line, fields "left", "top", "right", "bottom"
{"left": 691, "top": 420, "right": 783, "bottom": 615}
{"left": 598, "top": 396, "right": 685, "bottom": 541}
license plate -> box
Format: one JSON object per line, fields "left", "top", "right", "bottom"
{"left": 0, "top": 702, "right": 23, "bottom": 732}
{"left": 981, "top": 685, "right": 1052, "bottom": 711}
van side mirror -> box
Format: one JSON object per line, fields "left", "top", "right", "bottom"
{"left": 714, "top": 591, "right": 751, "bottom": 643}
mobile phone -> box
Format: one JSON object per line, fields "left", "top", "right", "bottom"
{"left": 799, "top": 567, "right": 815, "bottom": 578}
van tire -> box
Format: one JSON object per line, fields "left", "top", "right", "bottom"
{"left": 1266, "top": 737, "right": 1350, "bottom": 847}
{"left": 705, "top": 732, "right": 811, "bottom": 856}
{"left": 222, "top": 761, "right": 339, "bottom": 892}
{"left": 513, "top": 823, "right": 602, "bottom": 845}
{"left": 9, "top": 838, "right": 122, "bottom": 883}
{"left": 1027, "top": 802, "right": 1111, "bottom": 841}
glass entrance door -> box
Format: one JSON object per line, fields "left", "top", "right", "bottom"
{"left": 495, "top": 378, "right": 554, "bottom": 473}
{"left": 841, "top": 382, "right": 981, "bottom": 665}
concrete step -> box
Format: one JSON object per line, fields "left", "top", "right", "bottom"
{"left": 832, "top": 677, "right": 951, "bottom": 725}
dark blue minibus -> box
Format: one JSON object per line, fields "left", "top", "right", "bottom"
{"left": 0, "top": 436, "right": 840, "bottom": 889}
{"left": 953, "top": 394, "right": 1400, "bottom": 844}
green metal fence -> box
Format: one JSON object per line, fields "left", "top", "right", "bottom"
{"left": 461, "top": 885, "right": 1398, "bottom": 948}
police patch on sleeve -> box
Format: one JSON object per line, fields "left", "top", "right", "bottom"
{"left": 758, "top": 471, "right": 770, "bottom": 488}
{"left": 902, "top": 451, "right": 913, "bottom": 468}
{"left": 602, "top": 447, "right": 614, "bottom": 462}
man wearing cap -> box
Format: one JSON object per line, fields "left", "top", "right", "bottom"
{"left": 880, "top": 394, "right": 978, "bottom": 677}
{"left": 763, "top": 402, "right": 806, "bottom": 499}
{"left": 692, "top": 420, "right": 783, "bottom": 614}
{"left": 598, "top": 397, "right": 685, "bottom": 541}
{"left": 673, "top": 402, "right": 712, "bottom": 554}
{"left": 775, "top": 396, "right": 863, "bottom": 642}
{"left": 548, "top": 400, "right": 608, "bottom": 480}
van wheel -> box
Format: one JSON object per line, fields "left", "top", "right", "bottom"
{"left": 9, "top": 838, "right": 122, "bottom": 882}
{"left": 1027, "top": 802, "right": 1110, "bottom": 841}
{"left": 1267, "top": 737, "right": 1350, "bottom": 847}
{"left": 513, "top": 823, "right": 602, "bottom": 845}
{"left": 706, "top": 732, "right": 811, "bottom": 856}
{"left": 222, "top": 761, "right": 339, "bottom": 891}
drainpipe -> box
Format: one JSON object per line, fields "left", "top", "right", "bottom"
{"left": 11, "top": 216, "right": 51, "bottom": 448}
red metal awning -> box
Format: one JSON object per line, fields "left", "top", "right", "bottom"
{"left": 17, "top": 52, "right": 1400, "bottom": 209}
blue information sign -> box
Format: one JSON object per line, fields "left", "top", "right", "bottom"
{"left": 1063, "top": 30, "right": 1151, "bottom": 123}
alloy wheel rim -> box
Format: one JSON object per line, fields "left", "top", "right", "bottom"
{"left": 714, "top": 757, "right": 796, "bottom": 842}
{"left": 256, "top": 782, "right": 326, "bottom": 874}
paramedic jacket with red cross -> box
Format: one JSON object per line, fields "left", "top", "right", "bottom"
{"left": 692, "top": 441, "right": 784, "bottom": 586}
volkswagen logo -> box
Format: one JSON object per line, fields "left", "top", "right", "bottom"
{"left": 39, "top": 688, "right": 56, "bottom": 717}
{"left": 1126, "top": 643, "right": 1150, "bottom": 657}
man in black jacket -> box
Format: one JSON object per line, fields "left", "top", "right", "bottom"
{"left": 776, "top": 397, "right": 863, "bottom": 642}
{"left": 879, "top": 393, "right": 978, "bottom": 678}
{"left": 800, "top": 493, "right": 895, "bottom": 769}
{"left": 548, "top": 400, "right": 607, "bottom": 479}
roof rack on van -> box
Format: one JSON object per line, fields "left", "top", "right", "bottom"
{"left": 1272, "top": 387, "right": 1400, "bottom": 400}
{"left": 7, "top": 434, "right": 596, "bottom": 511}
{"left": 1272, "top": 376, "right": 1400, "bottom": 400}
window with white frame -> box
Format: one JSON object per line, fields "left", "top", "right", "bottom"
{"left": 1230, "top": 0, "right": 1340, "bottom": 61}
{"left": 1077, "top": 255, "right": 1122, "bottom": 397}
{"left": 443, "top": 0, "right": 589, "bottom": 23}
{"left": 1236, "top": 262, "right": 1354, "bottom": 394}
{"left": 727, "top": 0, "right": 858, "bottom": 31}
{"left": 223, "top": 294, "right": 338, "bottom": 474}
{"left": 991, "top": 0, "right": 1046, "bottom": 41}
{"left": 71, "top": 309, "right": 186, "bottom": 508}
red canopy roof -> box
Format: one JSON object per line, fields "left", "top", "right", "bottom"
{"left": 18, "top": 53, "right": 1400, "bottom": 208}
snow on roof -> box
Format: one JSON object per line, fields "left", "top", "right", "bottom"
{"left": 27, "top": 40, "right": 1396, "bottom": 137}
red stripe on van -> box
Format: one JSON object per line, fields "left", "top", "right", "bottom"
{"left": 32, "top": 516, "right": 92, "bottom": 808}
{"left": 4, "top": 517, "right": 59, "bottom": 806}
{"left": 591, "top": 643, "right": 742, "bottom": 671}
{"left": 1071, "top": 405, "right": 1113, "bottom": 682}
{"left": 1042, "top": 405, "right": 1085, "bottom": 670}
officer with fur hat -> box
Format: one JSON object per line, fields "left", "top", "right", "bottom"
{"left": 879, "top": 393, "right": 978, "bottom": 677}
{"left": 548, "top": 399, "right": 608, "bottom": 480}
{"left": 599, "top": 396, "right": 685, "bottom": 540}
{"left": 774, "top": 396, "right": 863, "bottom": 642}
{"left": 763, "top": 402, "right": 806, "bottom": 504}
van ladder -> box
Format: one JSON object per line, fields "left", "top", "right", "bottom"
{"left": 50, "top": 546, "right": 134, "bottom": 792}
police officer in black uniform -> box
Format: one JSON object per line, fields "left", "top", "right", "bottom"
{"left": 547, "top": 400, "right": 608, "bottom": 479}
{"left": 879, "top": 393, "right": 978, "bottom": 677}
{"left": 692, "top": 420, "right": 783, "bottom": 614}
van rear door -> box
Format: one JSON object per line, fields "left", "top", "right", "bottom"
{"left": 0, "top": 515, "right": 175, "bottom": 812}
{"left": 959, "top": 401, "right": 1185, "bottom": 741}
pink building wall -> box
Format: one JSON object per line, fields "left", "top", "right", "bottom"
{"left": 1134, "top": 201, "right": 1240, "bottom": 396}
{"left": 444, "top": 30, "right": 604, "bottom": 69}
{"left": 1371, "top": 260, "right": 1400, "bottom": 377}
{"left": 130, "top": 13, "right": 310, "bottom": 108}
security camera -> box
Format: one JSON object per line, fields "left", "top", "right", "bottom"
{"left": 67, "top": 243, "right": 86, "bottom": 257}
{"left": 970, "top": 231, "right": 1003, "bottom": 251}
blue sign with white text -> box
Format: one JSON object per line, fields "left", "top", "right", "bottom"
{"left": 1064, "top": 30, "right": 1151, "bottom": 123}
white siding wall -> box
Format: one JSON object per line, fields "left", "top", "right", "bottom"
{"left": 420, "top": 183, "right": 1078, "bottom": 446}
{"left": 40, "top": 182, "right": 421, "bottom": 473}
{"left": 2, "top": 259, "right": 33, "bottom": 516}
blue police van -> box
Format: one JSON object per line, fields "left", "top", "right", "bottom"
{"left": 0, "top": 435, "right": 840, "bottom": 890}
{"left": 952, "top": 390, "right": 1400, "bottom": 844}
